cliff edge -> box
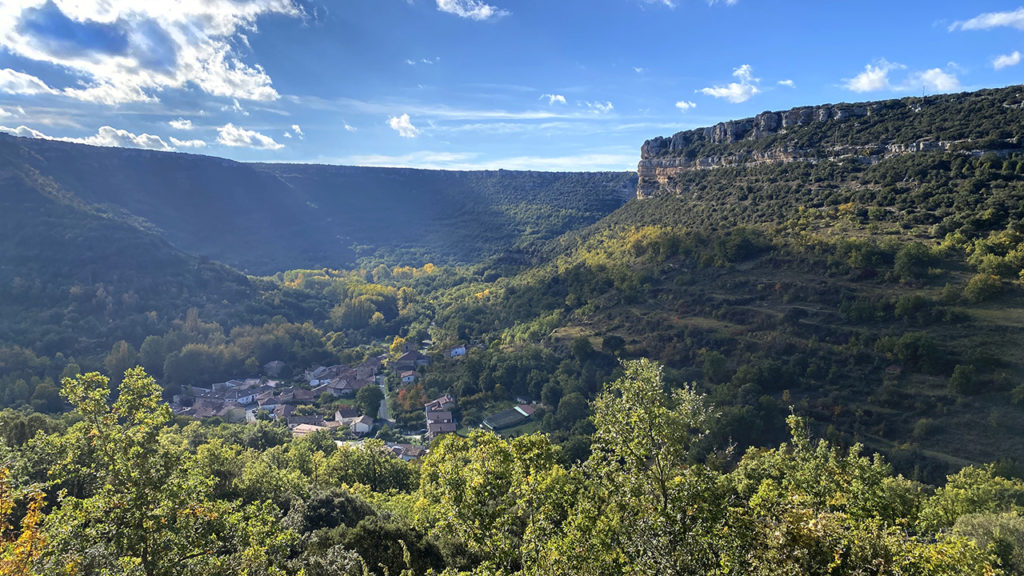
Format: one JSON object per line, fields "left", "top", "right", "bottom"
{"left": 637, "top": 86, "right": 1024, "bottom": 198}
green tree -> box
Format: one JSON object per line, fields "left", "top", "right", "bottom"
{"left": 547, "top": 359, "right": 726, "bottom": 575}
{"left": 37, "top": 368, "right": 294, "bottom": 575}
{"left": 102, "top": 340, "right": 138, "bottom": 385}
{"left": 415, "top": 431, "right": 574, "bottom": 572}
{"left": 355, "top": 385, "right": 385, "bottom": 417}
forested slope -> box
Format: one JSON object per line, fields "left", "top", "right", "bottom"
{"left": 0, "top": 134, "right": 634, "bottom": 273}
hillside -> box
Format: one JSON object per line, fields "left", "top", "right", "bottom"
{"left": 448, "top": 85, "right": 1024, "bottom": 480}
{"left": 0, "top": 134, "right": 635, "bottom": 273}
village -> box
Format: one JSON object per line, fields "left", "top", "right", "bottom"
{"left": 169, "top": 341, "right": 538, "bottom": 460}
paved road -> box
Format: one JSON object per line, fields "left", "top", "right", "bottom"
{"left": 377, "top": 374, "right": 389, "bottom": 421}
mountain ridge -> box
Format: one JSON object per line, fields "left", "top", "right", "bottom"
{"left": 0, "top": 134, "right": 636, "bottom": 274}
{"left": 638, "top": 84, "right": 1024, "bottom": 198}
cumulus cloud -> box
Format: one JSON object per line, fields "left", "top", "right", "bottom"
{"left": 0, "top": 68, "right": 56, "bottom": 95}
{"left": 699, "top": 64, "right": 760, "bottom": 103}
{"left": 778, "top": 79, "right": 795, "bottom": 88}
{"left": 0, "top": 123, "right": 172, "bottom": 150}
{"left": 843, "top": 60, "right": 959, "bottom": 94}
{"left": 541, "top": 94, "right": 567, "bottom": 105}
{"left": 0, "top": 1, "right": 302, "bottom": 105}
{"left": 951, "top": 8, "right": 1024, "bottom": 31}
{"left": 169, "top": 118, "right": 193, "bottom": 130}
{"left": 169, "top": 136, "right": 206, "bottom": 148}
{"left": 994, "top": 51, "right": 1022, "bottom": 70}
{"left": 388, "top": 113, "right": 420, "bottom": 138}
{"left": 675, "top": 100, "right": 696, "bottom": 112}
{"left": 910, "top": 68, "right": 961, "bottom": 93}
{"left": 585, "top": 101, "right": 614, "bottom": 113}
{"left": 76, "top": 126, "right": 172, "bottom": 150}
{"left": 0, "top": 125, "right": 47, "bottom": 139}
{"left": 843, "top": 59, "right": 904, "bottom": 93}
{"left": 436, "top": 0, "right": 509, "bottom": 20}
{"left": 217, "top": 122, "right": 284, "bottom": 149}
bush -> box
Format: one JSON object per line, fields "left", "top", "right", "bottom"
{"left": 963, "top": 273, "right": 1002, "bottom": 303}
{"left": 949, "top": 364, "right": 979, "bottom": 395}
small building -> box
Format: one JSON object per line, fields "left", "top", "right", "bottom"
{"left": 424, "top": 394, "right": 455, "bottom": 413}
{"left": 449, "top": 346, "right": 467, "bottom": 358}
{"left": 400, "top": 370, "right": 418, "bottom": 384}
{"left": 292, "top": 424, "right": 329, "bottom": 438}
{"left": 273, "top": 404, "right": 295, "bottom": 421}
{"left": 426, "top": 421, "right": 457, "bottom": 440}
{"left": 481, "top": 405, "right": 535, "bottom": 431}
{"left": 387, "top": 443, "right": 427, "bottom": 461}
{"left": 426, "top": 410, "right": 454, "bottom": 425}
{"left": 351, "top": 415, "right": 375, "bottom": 436}
{"left": 335, "top": 406, "right": 359, "bottom": 422}
{"left": 395, "top": 351, "right": 430, "bottom": 371}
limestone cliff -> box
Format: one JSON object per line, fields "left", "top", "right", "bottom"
{"left": 636, "top": 87, "right": 1024, "bottom": 198}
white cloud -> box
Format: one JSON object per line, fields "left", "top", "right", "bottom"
{"left": 436, "top": 0, "right": 509, "bottom": 20}
{"left": 170, "top": 136, "right": 206, "bottom": 148}
{"left": 63, "top": 82, "right": 155, "bottom": 105}
{"left": 640, "top": 0, "right": 676, "bottom": 7}
{"left": 217, "top": 122, "right": 284, "bottom": 149}
{"left": 406, "top": 56, "right": 440, "bottom": 65}
{"left": 699, "top": 64, "right": 760, "bottom": 103}
{"left": 344, "top": 123, "right": 357, "bottom": 132}
{"left": 951, "top": 8, "right": 1024, "bottom": 31}
{"left": 76, "top": 126, "right": 172, "bottom": 150}
{"left": 0, "top": 125, "right": 47, "bottom": 139}
{"left": 542, "top": 94, "right": 567, "bottom": 105}
{"left": 778, "top": 79, "right": 795, "bottom": 88}
{"left": 169, "top": 118, "right": 193, "bottom": 130}
{"left": 0, "top": 1, "right": 302, "bottom": 105}
{"left": 910, "top": 68, "right": 961, "bottom": 93}
{"left": 291, "top": 124, "right": 303, "bottom": 137}
{"left": 1, "top": 123, "right": 172, "bottom": 150}
{"left": 633, "top": 67, "right": 645, "bottom": 73}
{"left": 0, "top": 68, "right": 56, "bottom": 95}
{"left": 675, "top": 100, "right": 696, "bottom": 112}
{"left": 388, "top": 114, "right": 420, "bottom": 138}
{"left": 994, "top": 51, "right": 1022, "bottom": 70}
{"left": 585, "top": 101, "right": 614, "bottom": 113}
{"left": 843, "top": 59, "right": 903, "bottom": 93}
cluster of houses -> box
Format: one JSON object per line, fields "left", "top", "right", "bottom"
{"left": 167, "top": 342, "right": 529, "bottom": 461}
{"left": 171, "top": 356, "right": 383, "bottom": 428}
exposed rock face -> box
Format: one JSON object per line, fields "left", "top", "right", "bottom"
{"left": 637, "top": 103, "right": 878, "bottom": 198}
{"left": 631, "top": 90, "right": 1024, "bottom": 198}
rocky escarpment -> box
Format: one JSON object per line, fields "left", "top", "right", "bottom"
{"left": 636, "top": 87, "right": 1024, "bottom": 198}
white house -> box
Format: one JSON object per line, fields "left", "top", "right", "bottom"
{"left": 351, "top": 415, "right": 374, "bottom": 435}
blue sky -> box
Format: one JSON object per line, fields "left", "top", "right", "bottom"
{"left": 0, "top": 0, "right": 1021, "bottom": 171}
